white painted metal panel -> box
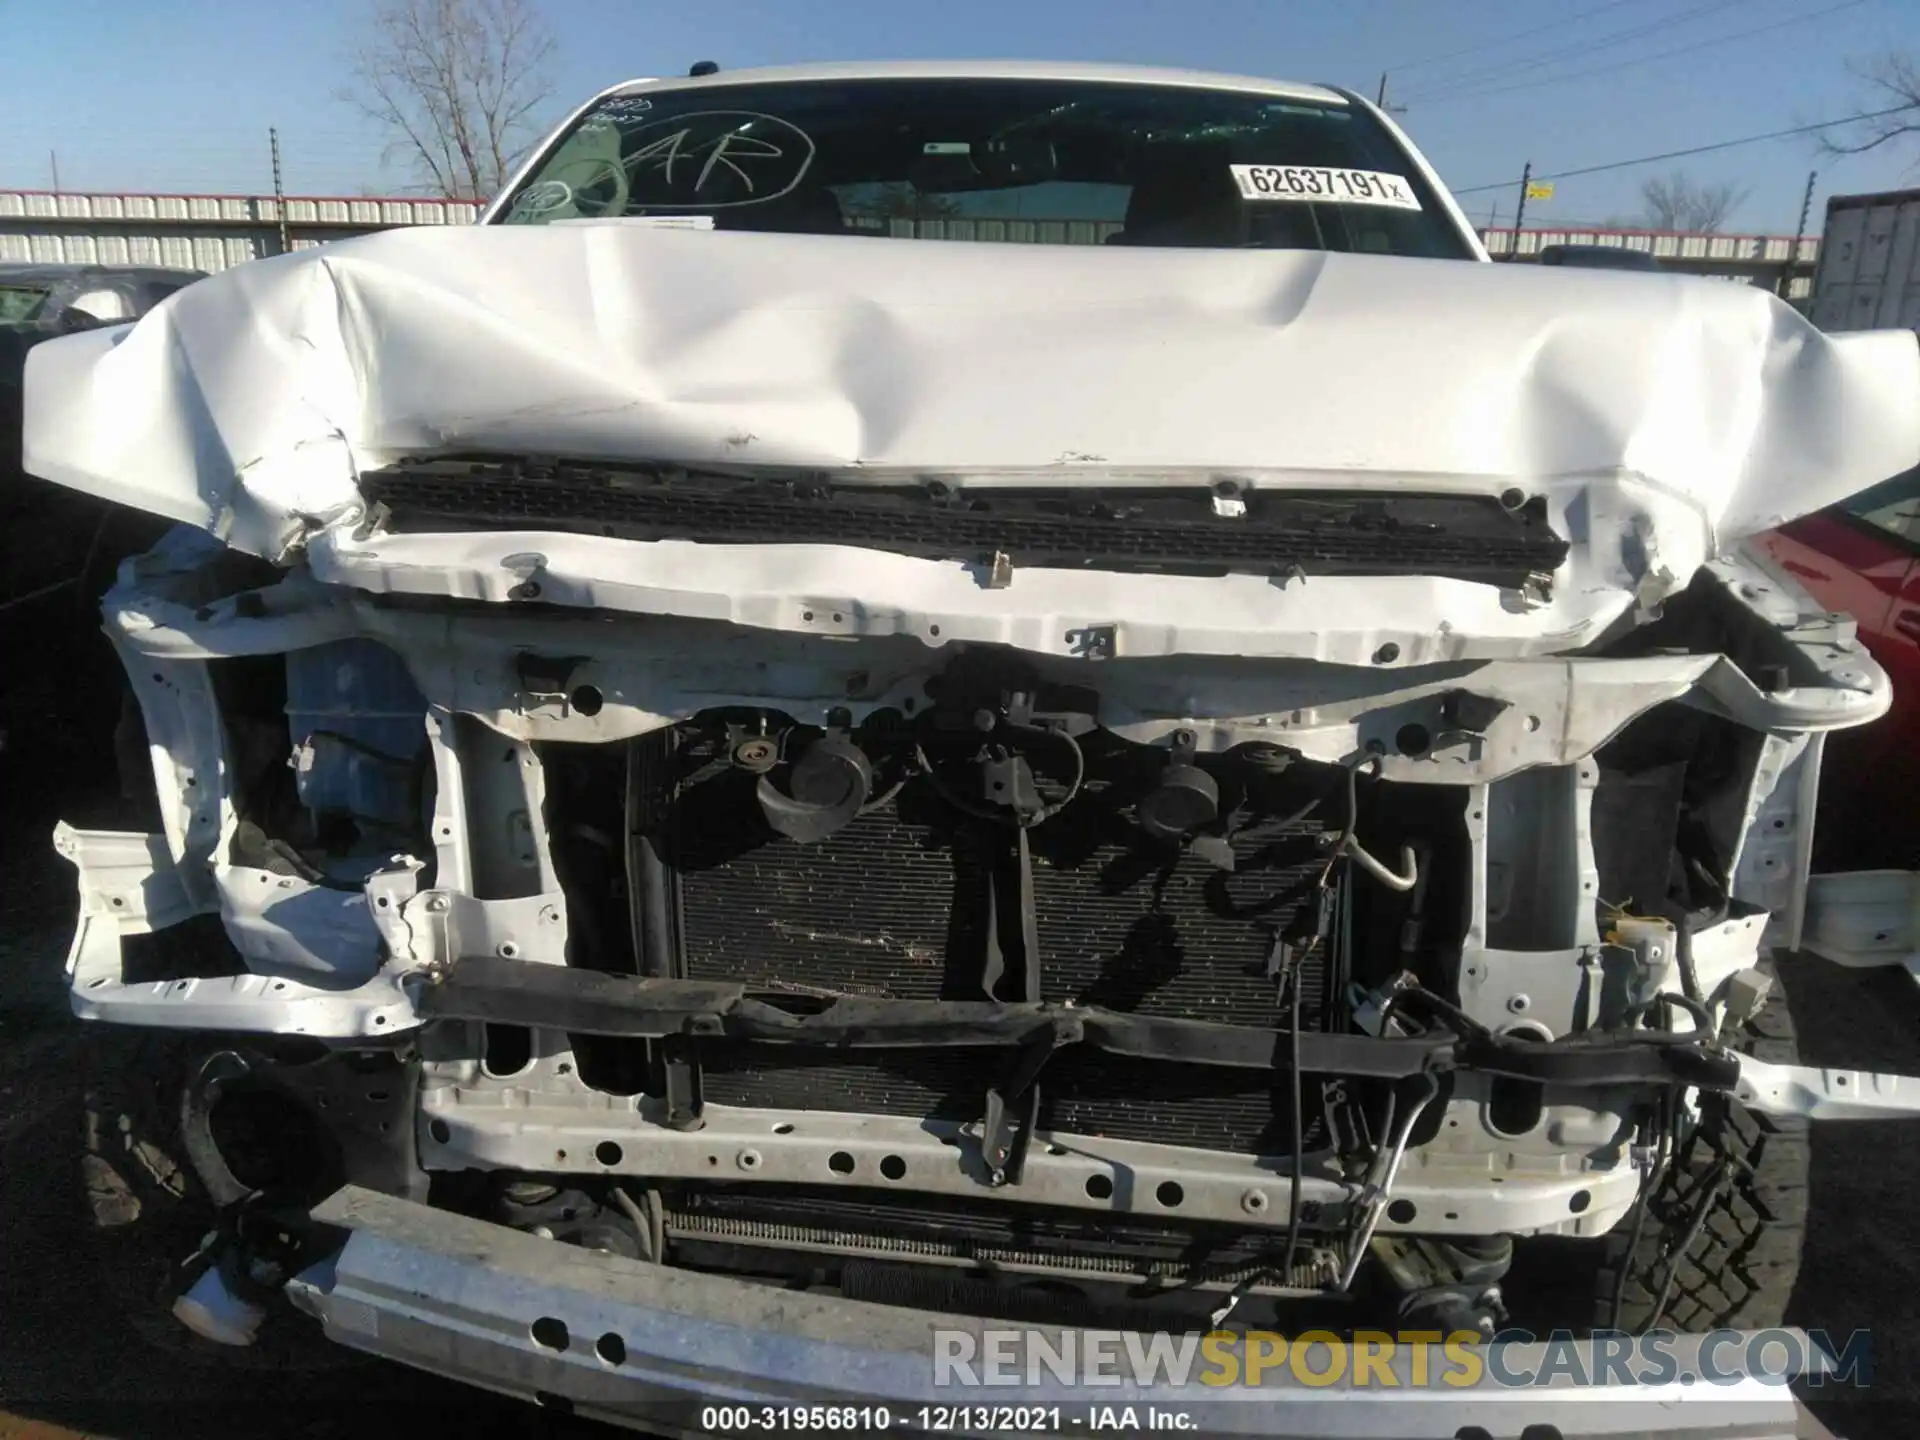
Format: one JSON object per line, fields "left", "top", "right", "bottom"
{"left": 24, "top": 220, "right": 1917, "bottom": 597}
{"left": 1880, "top": 200, "right": 1920, "bottom": 328}
{"left": 1811, "top": 191, "right": 1920, "bottom": 333}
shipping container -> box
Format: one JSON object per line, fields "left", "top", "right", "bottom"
{"left": 1807, "top": 187, "right": 1920, "bottom": 332}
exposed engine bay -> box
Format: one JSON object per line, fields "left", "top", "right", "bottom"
{"left": 50, "top": 509, "right": 1885, "bottom": 1333}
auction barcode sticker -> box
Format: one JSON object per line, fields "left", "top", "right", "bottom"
{"left": 1230, "top": 165, "right": 1422, "bottom": 210}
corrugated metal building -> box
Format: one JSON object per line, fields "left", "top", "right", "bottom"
{"left": 0, "top": 189, "right": 1815, "bottom": 300}
{"left": 0, "top": 191, "right": 482, "bottom": 274}
{"left": 1480, "top": 224, "right": 1817, "bottom": 298}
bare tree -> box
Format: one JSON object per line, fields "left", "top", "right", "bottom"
{"left": 342, "top": 0, "right": 557, "bottom": 202}
{"left": 1638, "top": 171, "right": 1751, "bottom": 233}
{"left": 1820, "top": 52, "right": 1920, "bottom": 159}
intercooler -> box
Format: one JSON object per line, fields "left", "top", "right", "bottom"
{"left": 645, "top": 732, "right": 1343, "bottom": 1156}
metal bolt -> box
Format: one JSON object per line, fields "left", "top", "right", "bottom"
{"left": 425, "top": 895, "right": 450, "bottom": 913}
{"left": 1241, "top": 1189, "right": 1269, "bottom": 1215}
{"left": 1507, "top": 994, "right": 1531, "bottom": 1014}
{"left": 737, "top": 1149, "right": 762, "bottom": 1171}
{"left": 540, "top": 905, "right": 561, "bottom": 925}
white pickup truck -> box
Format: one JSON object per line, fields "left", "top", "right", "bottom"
{"left": 22, "top": 59, "right": 1920, "bottom": 1436}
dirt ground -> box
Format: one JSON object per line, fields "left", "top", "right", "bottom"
{"left": 0, "top": 596, "right": 1915, "bottom": 1439}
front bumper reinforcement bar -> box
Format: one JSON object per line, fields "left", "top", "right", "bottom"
{"left": 287, "top": 1184, "right": 1812, "bottom": 1438}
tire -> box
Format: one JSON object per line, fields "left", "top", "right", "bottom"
{"left": 1592, "top": 961, "right": 1809, "bottom": 1332}
{"left": 79, "top": 1029, "right": 359, "bottom": 1368}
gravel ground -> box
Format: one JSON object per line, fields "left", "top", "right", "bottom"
{"left": 0, "top": 597, "right": 1915, "bottom": 1439}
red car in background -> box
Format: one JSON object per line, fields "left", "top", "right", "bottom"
{"left": 1752, "top": 465, "right": 1920, "bottom": 871}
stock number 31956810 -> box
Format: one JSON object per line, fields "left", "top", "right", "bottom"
{"left": 702, "top": 1404, "right": 1069, "bottom": 1431}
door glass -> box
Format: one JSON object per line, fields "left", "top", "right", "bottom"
{"left": 1842, "top": 467, "right": 1920, "bottom": 546}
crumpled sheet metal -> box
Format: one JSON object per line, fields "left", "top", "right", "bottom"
{"left": 23, "top": 221, "right": 1920, "bottom": 605}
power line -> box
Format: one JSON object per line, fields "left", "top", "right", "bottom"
{"left": 1410, "top": 0, "right": 1869, "bottom": 106}
{"left": 1450, "top": 101, "right": 1919, "bottom": 195}
{"left": 1386, "top": 0, "right": 1647, "bottom": 73}
{"left": 1397, "top": 0, "right": 1746, "bottom": 101}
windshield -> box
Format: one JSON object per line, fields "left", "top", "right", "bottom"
{"left": 0, "top": 286, "right": 50, "bottom": 323}
{"left": 498, "top": 77, "right": 1474, "bottom": 259}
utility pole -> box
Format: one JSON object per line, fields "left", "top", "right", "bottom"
{"left": 1782, "top": 168, "right": 1817, "bottom": 298}
{"left": 1374, "top": 72, "right": 1407, "bottom": 116}
{"left": 269, "top": 127, "right": 290, "bottom": 256}
{"left": 49, "top": 150, "right": 60, "bottom": 194}
{"left": 1510, "top": 162, "right": 1533, "bottom": 260}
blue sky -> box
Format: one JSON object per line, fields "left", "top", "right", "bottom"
{"left": 2, "top": 0, "right": 1915, "bottom": 232}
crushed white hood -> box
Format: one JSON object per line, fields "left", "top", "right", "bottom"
{"left": 22, "top": 223, "right": 1920, "bottom": 654}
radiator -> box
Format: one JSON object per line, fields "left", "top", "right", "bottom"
{"left": 659, "top": 740, "right": 1337, "bottom": 1155}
